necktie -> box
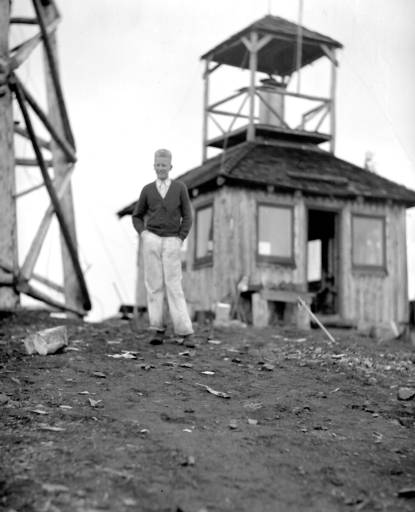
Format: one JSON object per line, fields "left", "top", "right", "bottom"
{"left": 159, "top": 181, "right": 168, "bottom": 198}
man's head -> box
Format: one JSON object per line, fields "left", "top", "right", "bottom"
{"left": 154, "top": 148, "right": 172, "bottom": 181}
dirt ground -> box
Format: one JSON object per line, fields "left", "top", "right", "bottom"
{"left": 1, "top": 310, "right": 415, "bottom": 512}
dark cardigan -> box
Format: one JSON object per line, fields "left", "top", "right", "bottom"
{"left": 132, "top": 181, "right": 192, "bottom": 240}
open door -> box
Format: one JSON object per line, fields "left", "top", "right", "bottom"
{"left": 307, "top": 209, "right": 339, "bottom": 315}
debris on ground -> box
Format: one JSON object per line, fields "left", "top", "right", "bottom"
{"left": 195, "top": 383, "right": 231, "bottom": 399}
{"left": 1, "top": 310, "right": 414, "bottom": 512}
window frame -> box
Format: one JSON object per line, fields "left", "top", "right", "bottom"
{"left": 351, "top": 213, "right": 386, "bottom": 271}
{"left": 256, "top": 202, "right": 295, "bottom": 266}
{"left": 193, "top": 201, "right": 214, "bottom": 269}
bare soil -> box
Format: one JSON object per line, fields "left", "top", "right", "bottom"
{"left": 1, "top": 310, "right": 415, "bottom": 512}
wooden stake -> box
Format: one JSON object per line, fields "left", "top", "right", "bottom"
{"left": 0, "top": 0, "right": 19, "bottom": 308}
{"left": 297, "top": 297, "right": 336, "bottom": 343}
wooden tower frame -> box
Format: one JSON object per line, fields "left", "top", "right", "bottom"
{"left": 0, "top": 0, "right": 91, "bottom": 316}
{"left": 200, "top": 16, "right": 342, "bottom": 162}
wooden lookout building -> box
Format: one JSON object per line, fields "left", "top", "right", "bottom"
{"left": 119, "top": 15, "right": 415, "bottom": 331}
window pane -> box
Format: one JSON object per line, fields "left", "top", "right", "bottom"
{"left": 352, "top": 216, "right": 384, "bottom": 266}
{"left": 307, "top": 239, "right": 322, "bottom": 281}
{"left": 196, "top": 206, "right": 213, "bottom": 259}
{"left": 258, "top": 205, "right": 292, "bottom": 258}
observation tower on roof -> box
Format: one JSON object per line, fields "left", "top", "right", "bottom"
{"left": 200, "top": 15, "right": 343, "bottom": 161}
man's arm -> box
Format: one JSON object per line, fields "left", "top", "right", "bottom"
{"left": 178, "top": 183, "right": 192, "bottom": 240}
{"left": 132, "top": 187, "right": 148, "bottom": 234}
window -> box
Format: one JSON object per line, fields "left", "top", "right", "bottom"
{"left": 194, "top": 203, "right": 213, "bottom": 266}
{"left": 257, "top": 204, "right": 294, "bottom": 263}
{"left": 352, "top": 214, "right": 385, "bottom": 269}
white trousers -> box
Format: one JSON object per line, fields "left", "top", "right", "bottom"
{"left": 142, "top": 231, "right": 193, "bottom": 336}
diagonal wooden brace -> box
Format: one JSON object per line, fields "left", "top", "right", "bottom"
{"left": 13, "top": 79, "right": 91, "bottom": 311}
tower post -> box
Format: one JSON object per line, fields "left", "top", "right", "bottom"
{"left": 202, "top": 58, "right": 210, "bottom": 163}
{"left": 247, "top": 32, "right": 258, "bottom": 142}
{"left": 39, "top": 0, "right": 84, "bottom": 315}
{"left": 0, "top": 0, "right": 19, "bottom": 308}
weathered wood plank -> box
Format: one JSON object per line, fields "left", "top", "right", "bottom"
{"left": 0, "top": 1, "right": 19, "bottom": 308}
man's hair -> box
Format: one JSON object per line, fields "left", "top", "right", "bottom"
{"left": 154, "top": 148, "right": 172, "bottom": 160}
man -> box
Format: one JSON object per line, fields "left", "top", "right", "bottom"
{"left": 132, "top": 149, "right": 194, "bottom": 345}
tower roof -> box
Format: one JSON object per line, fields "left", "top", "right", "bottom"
{"left": 201, "top": 15, "right": 343, "bottom": 76}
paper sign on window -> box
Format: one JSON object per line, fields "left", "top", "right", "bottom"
{"left": 258, "top": 241, "right": 271, "bottom": 255}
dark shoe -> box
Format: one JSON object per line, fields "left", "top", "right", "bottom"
{"left": 181, "top": 334, "right": 196, "bottom": 348}
{"left": 149, "top": 332, "right": 164, "bottom": 345}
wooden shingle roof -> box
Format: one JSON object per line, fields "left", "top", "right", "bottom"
{"left": 178, "top": 142, "right": 415, "bottom": 207}
{"left": 201, "top": 15, "right": 343, "bottom": 76}
{"left": 117, "top": 142, "right": 415, "bottom": 218}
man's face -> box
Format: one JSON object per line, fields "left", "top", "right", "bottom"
{"left": 154, "top": 156, "right": 172, "bottom": 181}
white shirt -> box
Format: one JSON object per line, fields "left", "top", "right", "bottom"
{"left": 156, "top": 178, "right": 171, "bottom": 198}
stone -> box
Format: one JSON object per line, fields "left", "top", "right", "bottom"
{"left": 397, "top": 387, "right": 415, "bottom": 401}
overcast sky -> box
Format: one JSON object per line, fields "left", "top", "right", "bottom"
{"left": 11, "top": 0, "right": 415, "bottom": 319}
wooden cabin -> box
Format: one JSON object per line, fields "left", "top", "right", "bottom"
{"left": 118, "top": 15, "right": 415, "bottom": 332}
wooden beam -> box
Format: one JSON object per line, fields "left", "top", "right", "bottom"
{"left": 14, "top": 124, "right": 51, "bottom": 150}
{"left": 315, "top": 108, "right": 329, "bottom": 132}
{"left": 320, "top": 44, "right": 339, "bottom": 66}
{"left": 329, "top": 49, "right": 337, "bottom": 153}
{"left": 202, "top": 58, "right": 210, "bottom": 163}
{"left": 10, "top": 17, "right": 38, "bottom": 25}
{"left": 13, "top": 181, "right": 45, "bottom": 199}
{"left": 32, "top": 272, "right": 64, "bottom": 293}
{"left": 0, "top": 0, "right": 19, "bottom": 308}
{"left": 248, "top": 31, "right": 258, "bottom": 142}
{"left": 227, "top": 94, "right": 249, "bottom": 133}
{"left": 207, "top": 113, "right": 225, "bottom": 135}
{"left": 295, "top": 0, "right": 304, "bottom": 93}
{"left": 208, "top": 90, "right": 245, "bottom": 111}
{"left": 13, "top": 75, "right": 76, "bottom": 163}
{"left": 203, "top": 62, "right": 221, "bottom": 77}
{"left": 16, "top": 157, "right": 53, "bottom": 167}
{"left": 9, "top": 17, "right": 59, "bottom": 70}
{"left": 255, "top": 86, "right": 330, "bottom": 104}
{"left": 19, "top": 165, "right": 73, "bottom": 285}
{"left": 18, "top": 280, "right": 86, "bottom": 316}
{"left": 0, "top": 256, "right": 13, "bottom": 274}
{"left": 299, "top": 102, "right": 326, "bottom": 128}
{"left": 0, "top": 276, "right": 14, "bottom": 286}
{"left": 13, "top": 80, "right": 91, "bottom": 312}
{"left": 209, "top": 108, "right": 253, "bottom": 120}
{"left": 32, "top": 0, "right": 75, "bottom": 149}
{"left": 255, "top": 35, "right": 273, "bottom": 53}
{"left": 41, "top": 0, "right": 85, "bottom": 316}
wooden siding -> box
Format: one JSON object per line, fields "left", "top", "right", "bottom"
{"left": 182, "top": 186, "right": 307, "bottom": 310}
{"left": 135, "top": 186, "right": 409, "bottom": 328}
{"left": 341, "top": 201, "right": 409, "bottom": 327}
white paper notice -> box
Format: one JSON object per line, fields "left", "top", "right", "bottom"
{"left": 258, "top": 241, "right": 271, "bottom": 255}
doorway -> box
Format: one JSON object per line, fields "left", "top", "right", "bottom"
{"left": 307, "top": 209, "right": 339, "bottom": 315}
